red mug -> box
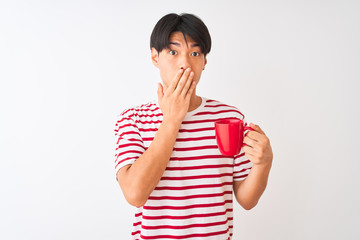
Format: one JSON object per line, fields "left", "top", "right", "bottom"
{"left": 215, "top": 118, "right": 253, "bottom": 156}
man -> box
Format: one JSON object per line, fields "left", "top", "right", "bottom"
{"left": 114, "top": 13, "right": 273, "bottom": 239}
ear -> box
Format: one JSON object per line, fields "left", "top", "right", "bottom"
{"left": 151, "top": 47, "right": 160, "bottom": 68}
{"left": 203, "top": 55, "right": 208, "bottom": 70}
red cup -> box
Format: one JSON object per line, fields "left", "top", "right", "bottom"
{"left": 214, "top": 118, "right": 253, "bottom": 156}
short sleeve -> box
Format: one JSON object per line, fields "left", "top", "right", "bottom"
{"left": 233, "top": 117, "right": 253, "bottom": 181}
{"left": 114, "top": 110, "right": 146, "bottom": 180}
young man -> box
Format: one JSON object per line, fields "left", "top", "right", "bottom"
{"left": 114, "top": 13, "right": 273, "bottom": 239}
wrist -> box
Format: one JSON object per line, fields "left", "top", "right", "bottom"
{"left": 161, "top": 118, "right": 182, "bottom": 131}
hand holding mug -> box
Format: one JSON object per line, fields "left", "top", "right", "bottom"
{"left": 242, "top": 123, "right": 273, "bottom": 166}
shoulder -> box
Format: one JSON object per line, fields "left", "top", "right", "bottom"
{"left": 118, "top": 100, "right": 158, "bottom": 118}
{"left": 203, "top": 97, "right": 245, "bottom": 120}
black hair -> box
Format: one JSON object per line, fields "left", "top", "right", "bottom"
{"left": 150, "top": 13, "right": 211, "bottom": 56}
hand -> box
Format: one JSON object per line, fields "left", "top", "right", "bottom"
{"left": 243, "top": 123, "right": 273, "bottom": 166}
{"left": 157, "top": 68, "right": 197, "bottom": 125}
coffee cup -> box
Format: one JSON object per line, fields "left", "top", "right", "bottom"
{"left": 214, "top": 118, "right": 253, "bottom": 156}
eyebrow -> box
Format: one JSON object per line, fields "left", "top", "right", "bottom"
{"left": 169, "top": 41, "right": 200, "bottom": 48}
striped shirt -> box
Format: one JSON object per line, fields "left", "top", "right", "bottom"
{"left": 114, "top": 96, "right": 252, "bottom": 240}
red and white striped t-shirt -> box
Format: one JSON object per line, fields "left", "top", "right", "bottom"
{"left": 114, "top": 96, "right": 252, "bottom": 240}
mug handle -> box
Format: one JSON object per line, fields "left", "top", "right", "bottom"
{"left": 242, "top": 126, "right": 254, "bottom": 147}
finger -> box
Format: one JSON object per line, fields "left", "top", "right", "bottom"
{"left": 250, "top": 123, "right": 265, "bottom": 135}
{"left": 157, "top": 83, "right": 164, "bottom": 102}
{"left": 244, "top": 152, "right": 261, "bottom": 164}
{"left": 245, "top": 131, "right": 262, "bottom": 142}
{"left": 174, "top": 68, "right": 191, "bottom": 94}
{"left": 243, "top": 136, "right": 257, "bottom": 148}
{"left": 244, "top": 137, "right": 264, "bottom": 154}
{"left": 168, "top": 69, "right": 185, "bottom": 93}
{"left": 242, "top": 145, "right": 257, "bottom": 156}
{"left": 180, "top": 71, "right": 194, "bottom": 97}
{"left": 186, "top": 76, "right": 197, "bottom": 98}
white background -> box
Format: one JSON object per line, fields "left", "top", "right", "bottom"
{"left": 1, "top": 0, "right": 359, "bottom": 239}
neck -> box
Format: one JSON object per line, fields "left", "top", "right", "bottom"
{"left": 188, "top": 93, "right": 202, "bottom": 112}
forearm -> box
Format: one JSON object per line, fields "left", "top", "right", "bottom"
{"left": 118, "top": 119, "right": 180, "bottom": 207}
{"left": 234, "top": 161, "right": 272, "bottom": 210}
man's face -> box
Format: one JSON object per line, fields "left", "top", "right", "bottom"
{"left": 151, "top": 32, "right": 207, "bottom": 90}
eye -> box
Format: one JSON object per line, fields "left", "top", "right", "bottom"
{"left": 191, "top": 52, "right": 200, "bottom": 57}
{"left": 169, "top": 50, "right": 177, "bottom": 55}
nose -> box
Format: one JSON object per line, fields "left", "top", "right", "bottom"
{"left": 179, "top": 55, "right": 191, "bottom": 70}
